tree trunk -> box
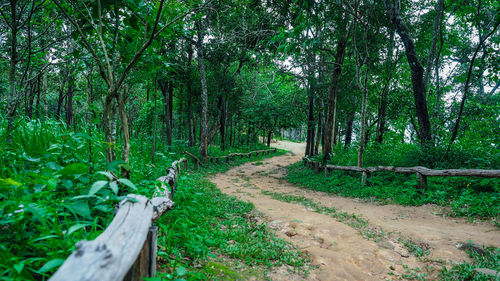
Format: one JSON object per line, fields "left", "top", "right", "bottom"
{"left": 267, "top": 131, "right": 272, "bottom": 147}
{"left": 376, "top": 28, "right": 395, "bottom": 144}
{"left": 66, "top": 80, "right": 74, "bottom": 127}
{"left": 152, "top": 90, "right": 157, "bottom": 165}
{"left": 314, "top": 100, "right": 322, "bottom": 155}
{"left": 118, "top": 86, "right": 130, "bottom": 178}
{"left": 168, "top": 81, "right": 173, "bottom": 143}
{"left": 103, "top": 91, "right": 117, "bottom": 163}
{"left": 196, "top": 20, "right": 208, "bottom": 160}
{"left": 323, "top": 15, "right": 349, "bottom": 161}
{"left": 344, "top": 112, "right": 354, "bottom": 149}
{"left": 186, "top": 43, "right": 195, "bottom": 147}
{"left": 159, "top": 80, "right": 172, "bottom": 146}
{"left": 386, "top": 0, "right": 432, "bottom": 144}
{"left": 306, "top": 86, "right": 315, "bottom": 156}
{"left": 6, "top": 1, "right": 18, "bottom": 144}
{"left": 218, "top": 96, "right": 227, "bottom": 150}
{"left": 358, "top": 80, "right": 368, "bottom": 168}
{"left": 423, "top": 0, "right": 444, "bottom": 90}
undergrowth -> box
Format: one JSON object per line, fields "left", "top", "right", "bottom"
{"left": 0, "top": 119, "right": 301, "bottom": 280}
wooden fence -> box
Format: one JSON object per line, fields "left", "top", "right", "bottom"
{"left": 184, "top": 148, "right": 277, "bottom": 169}
{"left": 49, "top": 148, "right": 277, "bottom": 281}
{"left": 303, "top": 157, "right": 500, "bottom": 189}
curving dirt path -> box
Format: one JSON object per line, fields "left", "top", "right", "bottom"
{"left": 211, "top": 141, "right": 500, "bottom": 280}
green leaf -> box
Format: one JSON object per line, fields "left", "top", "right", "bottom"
{"left": 109, "top": 181, "right": 118, "bottom": 195}
{"left": 58, "top": 163, "right": 88, "bottom": 176}
{"left": 66, "top": 223, "right": 90, "bottom": 237}
{"left": 38, "top": 258, "right": 64, "bottom": 273}
{"left": 0, "top": 178, "right": 22, "bottom": 187}
{"left": 13, "top": 262, "right": 24, "bottom": 274}
{"left": 117, "top": 178, "right": 137, "bottom": 190}
{"left": 67, "top": 201, "right": 91, "bottom": 217}
{"left": 175, "top": 266, "right": 187, "bottom": 276}
{"left": 89, "top": 181, "right": 108, "bottom": 195}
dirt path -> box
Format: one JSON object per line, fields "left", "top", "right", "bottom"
{"left": 211, "top": 141, "right": 500, "bottom": 280}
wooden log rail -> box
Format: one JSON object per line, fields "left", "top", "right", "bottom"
{"left": 303, "top": 157, "right": 500, "bottom": 188}
{"left": 49, "top": 157, "right": 188, "bottom": 281}
{"left": 184, "top": 148, "right": 277, "bottom": 169}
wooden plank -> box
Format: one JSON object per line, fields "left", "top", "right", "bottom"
{"left": 322, "top": 163, "right": 500, "bottom": 178}
{"left": 49, "top": 194, "right": 153, "bottom": 281}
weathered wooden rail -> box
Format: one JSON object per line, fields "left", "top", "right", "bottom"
{"left": 303, "top": 157, "right": 500, "bottom": 189}
{"left": 49, "top": 158, "right": 187, "bottom": 281}
{"left": 184, "top": 148, "right": 277, "bottom": 168}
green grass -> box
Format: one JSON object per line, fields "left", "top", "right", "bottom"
{"left": 439, "top": 245, "right": 500, "bottom": 280}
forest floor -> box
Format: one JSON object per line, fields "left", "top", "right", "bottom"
{"left": 210, "top": 140, "right": 500, "bottom": 280}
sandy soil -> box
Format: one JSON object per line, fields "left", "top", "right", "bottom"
{"left": 211, "top": 141, "right": 500, "bottom": 280}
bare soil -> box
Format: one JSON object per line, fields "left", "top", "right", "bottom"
{"left": 211, "top": 141, "right": 500, "bottom": 280}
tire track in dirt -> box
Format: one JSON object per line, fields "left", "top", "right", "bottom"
{"left": 210, "top": 141, "right": 500, "bottom": 280}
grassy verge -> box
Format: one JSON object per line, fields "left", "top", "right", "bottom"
{"left": 152, "top": 151, "right": 310, "bottom": 280}
{"left": 286, "top": 162, "right": 500, "bottom": 219}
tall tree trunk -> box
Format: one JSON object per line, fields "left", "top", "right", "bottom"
{"left": 306, "top": 86, "right": 315, "bottom": 156}
{"left": 6, "top": 0, "right": 18, "bottom": 144}
{"left": 314, "top": 99, "right": 322, "bottom": 155}
{"left": 196, "top": 20, "right": 208, "bottom": 160}
{"left": 376, "top": 28, "right": 395, "bottom": 143}
{"left": 344, "top": 112, "right": 354, "bottom": 149}
{"left": 386, "top": 0, "right": 432, "bottom": 143}
{"left": 267, "top": 131, "right": 272, "bottom": 147}
{"left": 35, "top": 74, "right": 41, "bottom": 119}
{"left": 323, "top": 15, "right": 349, "bottom": 161}
{"left": 218, "top": 96, "right": 227, "bottom": 150}
{"left": 118, "top": 85, "right": 130, "bottom": 178}
{"left": 86, "top": 65, "right": 94, "bottom": 173}
{"left": 103, "top": 90, "right": 117, "bottom": 163}
{"left": 66, "top": 80, "right": 74, "bottom": 127}
{"left": 423, "top": 0, "right": 444, "bottom": 90}
{"left": 152, "top": 90, "right": 157, "bottom": 164}
{"left": 168, "top": 81, "right": 173, "bottom": 142}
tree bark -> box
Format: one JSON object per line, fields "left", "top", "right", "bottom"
{"left": 218, "top": 96, "right": 227, "bottom": 150}
{"left": 159, "top": 80, "right": 172, "bottom": 146}
{"left": 344, "top": 112, "right": 354, "bottom": 149}
{"left": 376, "top": 28, "right": 395, "bottom": 144}
{"left": 66, "top": 80, "right": 74, "bottom": 127}
{"left": 306, "top": 86, "right": 315, "bottom": 156}
{"left": 314, "top": 99, "right": 322, "bottom": 155}
{"left": 196, "top": 20, "right": 208, "bottom": 160}
{"left": 323, "top": 15, "right": 349, "bottom": 161}
{"left": 386, "top": 0, "right": 432, "bottom": 143}
{"left": 152, "top": 89, "right": 157, "bottom": 165}
{"left": 6, "top": 0, "right": 18, "bottom": 144}
{"left": 118, "top": 86, "right": 130, "bottom": 178}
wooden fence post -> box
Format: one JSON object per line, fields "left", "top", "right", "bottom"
{"left": 416, "top": 172, "right": 427, "bottom": 191}
{"left": 361, "top": 171, "right": 371, "bottom": 185}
